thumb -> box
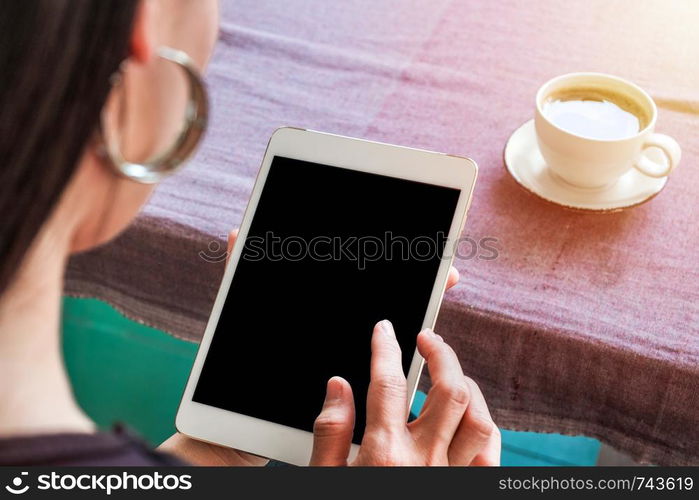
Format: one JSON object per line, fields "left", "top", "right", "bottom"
{"left": 309, "top": 376, "right": 355, "bottom": 466}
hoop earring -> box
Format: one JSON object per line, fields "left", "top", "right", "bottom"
{"left": 99, "top": 47, "right": 208, "bottom": 184}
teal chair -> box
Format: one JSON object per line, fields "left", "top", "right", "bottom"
{"left": 63, "top": 297, "right": 600, "bottom": 465}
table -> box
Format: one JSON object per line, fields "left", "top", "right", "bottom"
{"left": 66, "top": 0, "right": 699, "bottom": 465}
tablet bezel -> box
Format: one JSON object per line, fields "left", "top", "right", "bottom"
{"left": 176, "top": 127, "right": 478, "bottom": 465}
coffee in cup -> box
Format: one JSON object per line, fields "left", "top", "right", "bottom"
{"left": 542, "top": 86, "right": 651, "bottom": 141}
{"left": 534, "top": 73, "right": 681, "bottom": 189}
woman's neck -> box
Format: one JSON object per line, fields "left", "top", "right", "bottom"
{"left": 0, "top": 224, "right": 94, "bottom": 436}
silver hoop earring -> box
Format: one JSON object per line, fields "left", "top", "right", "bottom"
{"left": 99, "top": 47, "right": 208, "bottom": 184}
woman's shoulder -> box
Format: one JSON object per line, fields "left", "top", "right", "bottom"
{"left": 0, "top": 424, "right": 186, "bottom": 466}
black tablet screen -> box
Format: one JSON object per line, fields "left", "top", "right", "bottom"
{"left": 193, "top": 156, "right": 461, "bottom": 444}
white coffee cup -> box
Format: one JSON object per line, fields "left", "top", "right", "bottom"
{"left": 534, "top": 73, "right": 681, "bottom": 189}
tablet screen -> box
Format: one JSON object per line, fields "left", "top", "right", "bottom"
{"left": 193, "top": 156, "right": 461, "bottom": 444}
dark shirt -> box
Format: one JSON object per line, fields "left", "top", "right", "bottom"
{"left": 0, "top": 425, "right": 185, "bottom": 466}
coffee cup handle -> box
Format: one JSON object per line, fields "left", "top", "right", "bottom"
{"left": 633, "top": 133, "right": 682, "bottom": 178}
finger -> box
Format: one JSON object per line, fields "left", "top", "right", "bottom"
{"left": 310, "top": 377, "right": 355, "bottom": 466}
{"left": 469, "top": 426, "right": 501, "bottom": 466}
{"left": 446, "top": 266, "right": 460, "bottom": 290}
{"left": 365, "top": 320, "right": 408, "bottom": 433}
{"left": 446, "top": 377, "right": 498, "bottom": 465}
{"left": 410, "top": 330, "right": 470, "bottom": 455}
{"left": 225, "top": 229, "right": 239, "bottom": 266}
{"left": 453, "top": 378, "right": 500, "bottom": 466}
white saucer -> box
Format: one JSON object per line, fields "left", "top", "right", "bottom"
{"left": 504, "top": 120, "right": 667, "bottom": 212}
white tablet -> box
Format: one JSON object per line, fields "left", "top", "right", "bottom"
{"left": 176, "top": 128, "right": 477, "bottom": 465}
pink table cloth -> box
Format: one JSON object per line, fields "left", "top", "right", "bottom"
{"left": 66, "top": 0, "right": 699, "bottom": 464}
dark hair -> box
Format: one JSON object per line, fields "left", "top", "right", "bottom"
{"left": 0, "top": 0, "right": 139, "bottom": 294}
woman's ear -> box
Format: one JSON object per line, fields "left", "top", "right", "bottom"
{"left": 129, "top": 0, "right": 154, "bottom": 63}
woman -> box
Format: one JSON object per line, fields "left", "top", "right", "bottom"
{"left": 0, "top": 0, "right": 500, "bottom": 466}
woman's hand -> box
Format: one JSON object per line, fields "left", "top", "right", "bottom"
{"left": 158, "top": 433, "right": 269, "bottom": 466}
{"left": 310, "top": 321, "right": 500, "bottom": 466}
